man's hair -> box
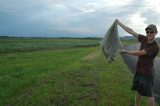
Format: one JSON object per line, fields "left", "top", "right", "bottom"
{"left": 145, "top": 24, "right": 158, "bottom": 33}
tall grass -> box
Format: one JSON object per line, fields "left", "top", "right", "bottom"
{"left": 0, "top": 38, "right": 99, "bottom": 53}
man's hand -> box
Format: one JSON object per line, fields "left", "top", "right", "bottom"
{"left": 116, "top": 19, "right": 120, "bottom": 25}
{"left": 119, "top": 50, "right": 127, "bottom": 54}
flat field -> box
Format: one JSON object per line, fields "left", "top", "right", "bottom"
{"left": 0, "top": 38, "right": 147, "bottom": 106}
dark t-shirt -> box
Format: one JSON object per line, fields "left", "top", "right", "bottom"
{"left": 136, "top": 35, "right": 159, "bottom": 76}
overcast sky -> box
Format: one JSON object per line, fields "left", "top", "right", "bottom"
{"left": 0, "top": 0, "right": 160, "bottom": 37}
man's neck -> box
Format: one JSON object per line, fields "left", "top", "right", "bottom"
{"left": 147, "top": 39, "right": 154, "bottom": 43}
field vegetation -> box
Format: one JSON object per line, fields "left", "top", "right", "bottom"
{"left": 0, "top": 37, "right": 147, "bottom": 106}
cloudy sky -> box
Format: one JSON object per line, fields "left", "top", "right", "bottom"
{"left": 0, "top": 0, "right": 160, "bottom": 37}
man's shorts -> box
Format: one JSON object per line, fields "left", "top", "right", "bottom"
{"left": 131, "top": 71, "right": 154, "bottom": 97}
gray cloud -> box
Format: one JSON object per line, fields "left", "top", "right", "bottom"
{"left": 0, "top": 0, "right": 160, "bottom": 37}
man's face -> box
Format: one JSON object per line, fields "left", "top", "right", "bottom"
{"left": 146, "top": 29, "right": 157, "bottom": 40}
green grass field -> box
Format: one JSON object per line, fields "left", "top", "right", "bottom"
{"left": 0, "top": 38, "right": 148, "bottom": 106}
{"left": 0, "top": 38, "right": 99, "bottom": 53}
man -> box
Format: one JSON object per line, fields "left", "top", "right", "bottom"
{"left": 116, "top": 19, "right": 159, "bottom": 106}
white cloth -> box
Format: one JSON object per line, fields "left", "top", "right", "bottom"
{"left": 102, "top": 20, "right": 122, "bottom": 63}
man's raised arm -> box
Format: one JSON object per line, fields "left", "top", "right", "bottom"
{"left": 116, "top": 19, "right": 138, "bottom": 38}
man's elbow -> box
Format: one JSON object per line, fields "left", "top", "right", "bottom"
{"left": 136, "top": 53, "right": 141, "bottom": 56}
{"left": 138, "top": 52, "right": 147, "bottom": 56}
{"left": 137, "top": 50, "right": 147, "bottom": 56}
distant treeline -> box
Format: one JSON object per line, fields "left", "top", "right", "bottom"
{"left": 0, "top": 36, "right": 102, "bottom": 40}
{"left": 59, "top": 37, "right": 102, "bottom": 40}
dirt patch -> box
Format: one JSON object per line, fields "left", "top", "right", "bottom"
{"left": 78, "top": 92, "right": 99, "bottom": 105}
{"left": 82, "top": 83, "right": 96, "bottom": 87}
{"left": 82, "top": 51, "right": 101, "bottom": 61}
